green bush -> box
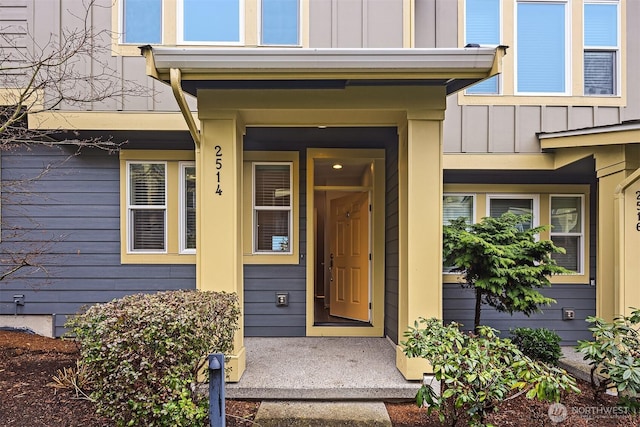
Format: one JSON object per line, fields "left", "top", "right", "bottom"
{"left": 510, "top": 327, "right": 562, "bottom": 365}
{"left": 66, "top": 289, "right": 240, "bottom": 427}
{"left": 403, "top": 318, "right": 579, "bottom": 427}
{"left": 577, "top": 308, "right": 640, "bottom": 412}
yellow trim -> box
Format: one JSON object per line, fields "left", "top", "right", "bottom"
{"left": 444, "top": 154, "right": 555, "bottom": 170}
{"left": 28, "top": 111, "right": 200, "bottom": 131}
{"left": 242, "top": 151, "right": 300, "bottom": 265}
{"left": 441, "top": 184, "right": 591, "bottom": 285}
{"left": 458, "top": 0, "right": 627, "bottom": 107}
{"left": 403, "top": 0, "right": 415, "bottom": 48}
{"left": 541, "top": 128, "right": 640, "bottom": 149}
{"left": 119, "top": 150, "right": 196, "bottom": 264}
{"left": 305, "top": 148, "right": 385, "bottom": 337}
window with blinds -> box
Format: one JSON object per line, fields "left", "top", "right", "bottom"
{"left": 465, "top": 0, "right": 500, "bottom": 94}
{"left": 443, "top": 194, "right": 475, "bottom": 273}
{"left": 488, "top": 196, "right": 537, "bottom": 230}
{"left": 516, "top": 1, "right": 567, "bottom": 94}
{"left": 584, "top": 1, "right": 618, "bottom": 96}
{"left": 253, "top": 162, "right": 292, "bottom": 253}
{"left": 550, "top": 196, "right": 583, "bottom": 273}
{"left": 128, "top": 162, "right": 167, "bottom": 252}
{"left": 181, "top": 163, "right": 196, "bottom": 252}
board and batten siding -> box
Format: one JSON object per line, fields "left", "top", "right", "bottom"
{"left": 0, "top": 145, "right": 195, "bottom": 337}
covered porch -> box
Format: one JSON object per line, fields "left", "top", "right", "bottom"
{"left": 141, "top": 46, "right": 507, "bottom": 382}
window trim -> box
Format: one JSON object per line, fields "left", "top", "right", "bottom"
{"left": 179, "top": 161, "right": 196, "bottom": 254}
{"left": 251, "top": 161, "right": 294, "bottom": 254}
{"left": 126, "top": 161, "right": 168, "bottom": 254}
{"left": 119, "top": 150, "right": 196, "bottom": 264}
{"left": 243, "top": 151, "right": 299, "bottom": 265}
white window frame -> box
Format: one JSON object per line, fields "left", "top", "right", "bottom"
{"left": 514, "top": 0, "right": 571, "bottom": 96}
{"left": 583, "top": 0, "right": 621, "bottom": 96}
{"left": 550, "top": 194, "right": 585, "bottom": 274}
{"left": 176, "top": 0, "right": 245, "bottom": 45}
{"left": 463, "top": 0, "right": 502, "bottom": 95}
{"left": 119, "top": 0, "right": 164, "bottom": 45}
{"left": 486, "top": 194, "right": 540, "bottom": 229}
{"left": 258, "top": 0, "right": 302, "bottom": 46}
{"left": 126, "top": 161, "right": 168, "bottom": 254}
{"left": 252, "top": 161, "right": 293, "bottom": 255}
{"left": 179, "top": 162, "right": 196, "bottom": 254}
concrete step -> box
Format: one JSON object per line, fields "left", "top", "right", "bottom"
{"left": 253, "top": 401, "right": 392, "bottom": 427}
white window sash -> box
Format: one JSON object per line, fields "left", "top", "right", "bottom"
{"left": 179, "top": 162, "right": 196, "bottom": 254}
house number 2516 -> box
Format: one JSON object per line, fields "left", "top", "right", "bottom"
{"left": 215, "top": 145, "right": 223, "bottom": 196}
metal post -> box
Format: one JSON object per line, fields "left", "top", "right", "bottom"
{"left": 208, "top": 353, "right": 225, "bottom": 427}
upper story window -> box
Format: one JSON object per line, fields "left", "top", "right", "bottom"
{"left": 461, "top": 0, "right": 622, "bottom": 103}
{"left": 464, "top": 0, "right": 501, "bottom": 94}
{"left": 119, "top": 0, "right": 301, "bottom": 47}
{"left": 584, "top": 1, "right": 619, "bottom": 95}
{"left": 516, "top": 1, "right": 568, "bottom": 95}
{"left": 122, "top": 0, "right": 162, "bottom": 44}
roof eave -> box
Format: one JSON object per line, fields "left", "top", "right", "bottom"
{"left": 140, "top": 46, "right": 506, "bottom": 96}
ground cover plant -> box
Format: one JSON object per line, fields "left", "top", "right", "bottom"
{"left": 65, "top": 290, "right": 240, "bottom": 427}
{"left": 403, "top": 318, "right": 580, "bottom": 427}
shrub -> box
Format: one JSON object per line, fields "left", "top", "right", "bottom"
{"left": 403, "top": 318, "right": 579, "bottom": 427}
{"left": 66, "top": 289, "right": 240, "bottom": 427}
{"left": 577, "top": 308, "right": 640, "bottom": 412}
{"left": 510, "top": 327, "right": 562, "bottom": 365}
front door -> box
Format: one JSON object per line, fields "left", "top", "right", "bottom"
{"left": 329, "top": 192, "right": 370, "bottom": 322}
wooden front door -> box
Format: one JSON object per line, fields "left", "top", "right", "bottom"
{"left": 329, "top": 192, "right": 370, "bottom": 321}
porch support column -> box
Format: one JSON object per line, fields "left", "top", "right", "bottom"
{"left": 197, "top": 112, "right": 245, "bottom": 382}
{"left": 396, "top": 110, "right": 445, "bottom": 380}
{"left": 594, "top": 145, "right": 640, "bottom": 321}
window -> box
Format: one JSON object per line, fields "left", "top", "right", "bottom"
{"left": 516, "top": 1, "right": 568, "bottom": 94}
{"left": 119, "top": 0, "right": 302, "bottom": 47}
{"left": 261, "top": 0, "right": 300, "bottom": 45}
{"left": 253, "top": 162, "right": 292, "bottom": 253}
{"left": 127, "top": 162, "right": 167, "bottom": 252}
{"left": 550, "top": 196, "right": 584, "bottom": 273}
{"left": 584, "top": 1, "right": 619, "bottom": 95}
{"left": 487, "top": 194, "right": 538, "bottom": 230}
{"left": 179, "top": 0, "right": 242, "bottom": 44}
{"left": 180, "top": 163, "right": 196, "bottom": 253}
{"left": 443, "top": 194, "right": 475, "bottom": 225}
{"left": 122, "top": 0, "right": 162, "bottom": 44}
{"left": 465, "top": 0, "right": 500, "bottom": 94}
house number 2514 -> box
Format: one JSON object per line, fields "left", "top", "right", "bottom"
{"left": 215, "top": 145, "right": 223, "bottom": 196}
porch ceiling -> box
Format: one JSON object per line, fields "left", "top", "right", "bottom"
{"left": 140, "top": 46, "right": 507, "bottom": 96}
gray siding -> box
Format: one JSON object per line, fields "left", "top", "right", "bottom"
{"left": 444, "top": 284, "right": 596, "bottom": 345}
{"left": 0, "top": 145, "right": 195, "bottom": 337}
{"left": 384, "top": 140, "right": 399, "bottom": 343}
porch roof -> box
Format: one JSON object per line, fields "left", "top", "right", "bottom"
{"left": 140, "top": 46, "right": 507, "bottom": 96}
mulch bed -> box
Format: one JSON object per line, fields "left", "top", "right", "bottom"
{"left": 1, "top": 330, "right": 638, "bottom": 426}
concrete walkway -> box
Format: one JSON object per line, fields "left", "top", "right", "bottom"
{"left": 226, "top": 337, "right": 420, "bottom": 400}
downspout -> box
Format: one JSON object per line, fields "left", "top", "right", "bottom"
{"left": 169, "top": 68, "right": 201, "bottom": 148}
{"left": 613, "top": 167, "right": 640, "bottom": 317}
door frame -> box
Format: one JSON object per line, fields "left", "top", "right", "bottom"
{"left": 306, "top": 148, "right": 385, "bottom": 337}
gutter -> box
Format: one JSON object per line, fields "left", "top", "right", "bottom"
{"left": 170, "top": 68, "right": 200, "bottom": 148}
